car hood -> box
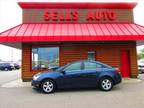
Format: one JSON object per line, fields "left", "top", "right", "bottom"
{"left": 38, "top": 71, "right": 61, "bottom": 77}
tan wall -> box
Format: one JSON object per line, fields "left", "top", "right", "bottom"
{"left": 22, "top": 42, "right": 138, "bottom": 81}
{"left": 23, "top": 9, "right": 133, "bottom": 23}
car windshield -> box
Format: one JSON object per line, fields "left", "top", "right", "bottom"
{"left": 56, "top": 63, "right": 71, "bottom": 71}
{"left": 55, "top": 66, "right": 64, "bottom": 71}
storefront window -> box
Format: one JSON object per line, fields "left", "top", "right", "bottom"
{"left": 32, "top": 47, "right": 59, "bottom": 70}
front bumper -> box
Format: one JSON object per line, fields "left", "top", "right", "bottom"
{"left": 115, "top": 77, "right": 122, "bottom": 85}
{"left": 114, "top": 73, "right": 122, "bottom": 85}
{"left": 31, "top": 80, "right": 41, "bottom": 88}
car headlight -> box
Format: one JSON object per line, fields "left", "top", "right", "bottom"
{"left": 33, "top": 72, "right": 41, "bottom": 80}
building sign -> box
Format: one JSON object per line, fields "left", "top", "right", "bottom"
{"left": 44, "top": 10, "right": 78, "bottom": 21}
{"left": 86, "top": 10, "right": 116, "bottom": 21}
{"left": 23, "top": 9, "right": 133, "bottom": 23}
{"left": 44, "top": 10, "right": 116, "bottom": 21}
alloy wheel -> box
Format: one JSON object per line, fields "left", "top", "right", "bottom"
{"left": 4, "top": 68, "right": 8, "bottom": 71}
{"left": 100, "top": 77, "right": 113, "bottom": 91}
{"left": 42, "top": 80, "right": 55, "bottom": 93}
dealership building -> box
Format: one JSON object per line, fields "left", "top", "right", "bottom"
{"left": 0, "top": 2, "right": 144, "bottom": 81}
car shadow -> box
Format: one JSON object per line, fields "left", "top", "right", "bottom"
{"left": 57, "top": 87, "right": 98, "bottom": 93}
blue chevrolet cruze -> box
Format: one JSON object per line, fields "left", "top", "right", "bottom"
{"left": 32, "top": 60, "right": 122, "bottom": 93}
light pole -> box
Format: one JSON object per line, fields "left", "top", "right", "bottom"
{"left": 11, "top": 48, "right": 13, "bottom": 63}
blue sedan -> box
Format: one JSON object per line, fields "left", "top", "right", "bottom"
{"left": 32, "top": 60, "right": 122, "bottom": 93}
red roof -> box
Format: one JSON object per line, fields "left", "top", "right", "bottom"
{"left": 0, "top": 23, "right": 144, "bottom": 42}
{"left": 18, "top": 2, "right": 137, "bottom": 9}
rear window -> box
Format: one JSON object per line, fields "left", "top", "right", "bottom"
{"left": 84, "top": 61, "right": 111, "bottom": 70}
{"left": 84, "top": 62, "right": 97, "bottom": 70}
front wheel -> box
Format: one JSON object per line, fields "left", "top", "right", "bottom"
{"left": 41, "top": 79, "right": 56, "bottom": 93}
{"left": 99, "top": 77, "right": 113, "bottom": 91}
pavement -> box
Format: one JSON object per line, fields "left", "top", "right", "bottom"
{"left": 1, "top": 79, "right": 30, "bottom": 88}
{"left": 0, "top": 70, "right": 144, "bottom": 108}
{"left": 0, "top": 69, "right": 21, "bottom": 85}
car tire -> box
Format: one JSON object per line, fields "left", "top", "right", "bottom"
{"left": 40, "top": 79, "right": 56, "bottom": 94}
{"left": 138, "top": 70, "right": 142, "bottom": 74}
{"left": 99, "top": 77, "right": 113, "bottom": 91}
{"left": 4, "top": 68, "right": 8, "bottom": 71}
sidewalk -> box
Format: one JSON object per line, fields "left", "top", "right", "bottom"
{"left": 1, "top": 74, "right": 144, "bottom": 88}
{"left": 1, "top": 79, "right": 31, "bottom": 88}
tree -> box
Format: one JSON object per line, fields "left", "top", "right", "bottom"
{"left": 138, "top": 49, "right": 144, "bottom": 60}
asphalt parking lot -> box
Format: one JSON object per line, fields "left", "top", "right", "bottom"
{"left": 0, "top": 70, "right": 144, "bottom": 108}
{"left": 0, "top": 70, "right": 21, "bottom": 85}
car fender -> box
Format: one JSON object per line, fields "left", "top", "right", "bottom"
{"left": 97, "top": 71, "right": 115, "bottom": 83}
{"left": 37, "top": 72, "right": 62, "bottom": 83}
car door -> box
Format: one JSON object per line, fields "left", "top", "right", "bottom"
{"left": 57, "top": 61, "right": 83, "bottom": 88}
{"left": 78, "top": 61, "right": 101, "bottom": 87}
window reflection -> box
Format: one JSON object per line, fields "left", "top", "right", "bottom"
{"left": 32, "top": 47, "right": 59, "bottom": 70}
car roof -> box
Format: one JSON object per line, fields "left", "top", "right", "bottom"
{"left": 71, "top": 60, "right": 102, "bottom": 64}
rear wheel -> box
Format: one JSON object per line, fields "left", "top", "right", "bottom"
{"left": 99, "top": 77, "right": 113, "bottom": 91}
{"left": 41, "top": 79, "right": 56, "bottom": 93}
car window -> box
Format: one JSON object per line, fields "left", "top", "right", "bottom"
{"left": 64, "top": 62, "right": 81, "bottom": 72}
{"left": 84, "top": 62, "right": 97, "bottom": 70}
{"left": 1, "top": 64, "right": 5, "bottom": 66}
{"left": 84, "top": 61, "right": 107, "bottom": 70}
{"left": 97, "top": 62, "right": 111, "bottom": 68}
{"left": 4, "top": 63, "right": 9, "bottom": 66}
{"left": 2, "top": 63, "right": 6, "bottom": 66}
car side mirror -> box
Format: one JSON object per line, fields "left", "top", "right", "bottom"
{"left": 61, "top": 70, "right": 66, "bottom": 74}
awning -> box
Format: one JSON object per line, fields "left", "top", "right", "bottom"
{"left": 0, "top": 23, "right": 144, "bottom": 42}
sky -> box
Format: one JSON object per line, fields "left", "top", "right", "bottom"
{"left": 0, "top": 0, "right": 144, "bottom": 61}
